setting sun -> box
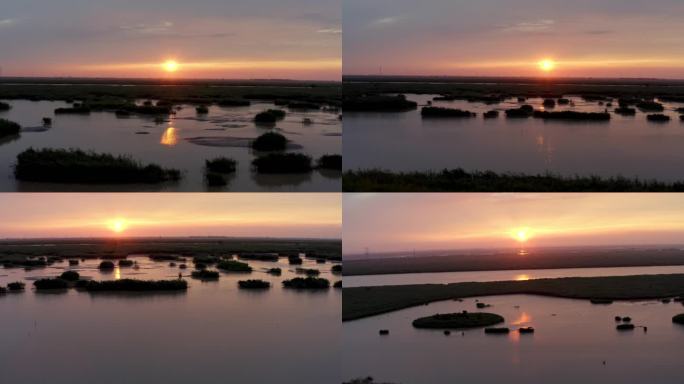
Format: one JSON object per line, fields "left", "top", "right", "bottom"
{"left": 108, "top": 218, "right": 128, "bottom": 233}
{"left": 162, "top": 60, "right": 180, "bottom": 73}
{"left": 513, "top": 228, "right": 531, "bottom": 243}
{"left": 538, "top": 59, "right": 556, "bottom": 72}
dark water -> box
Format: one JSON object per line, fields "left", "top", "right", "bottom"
{"left": 0, "top": 100, "right": 341, "bottom": 191}
{"left": 0, "top": 256, "right": 342, "bottom": 384}
{"left": 343, "top": 293, "right": 684, "bottom": 384}
{"left": 344, "top": 94, "right": 684, "bottom": 181}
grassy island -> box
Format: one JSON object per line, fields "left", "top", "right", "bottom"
{"left": 532, "top": 110, "right": 610, "bottom": 121}
{"left": 343, "top": 169, "right": 684, "bottom": 192}
{"left": 82, "top": 279, "right": 187, "bottom": 291}
{"left": 191, "top": 269, "right": 220, "bottom": 280}
{"left": 0, "top": 118, "right": 21, "bottom": 138}
{"left": 238, "top": 279, "right": 271, "bottom": 289}
{"left": 421, "top": 107, "right": 475, "bottom": 118}
{"left": 33, "top": 278, "right": 69, "bottom": 290}
{"left": 317, "top": 154, "right": 342, "bottom": 171}
{"left": 216, "top": 259, "right": 252, "bottom": 272}
{"left": 672, "top": 314, "right": 684, "bottom": 325}
{"left": 252, "top": 153, "right": 312, "bottom": 174}
{"left": 283, "top": 277, "right": 330, "bottom": 289}
{"left": 252, "top": 132, "right": 288, "bottom": 151}
{"left": 412, "top": 312, "right": 504, "bottom": 329}
{"left": 344, "top": 95, "right": 417, "bottom": 112}
{"left": 15, "top": 148, "right": 181, "bottom": 184}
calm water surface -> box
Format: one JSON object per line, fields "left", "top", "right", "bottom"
{"left": 345, "top": 265, "right": 684, "bottom": 287}
{"left": 0, "top": 256, "right": 341, "bottom": 384}
{"left": 0, "top": 100, "right": 341, "bottom": 191}
{"left": 343, "top": 294, "right": 684, "bottom": 383}
{"left": 344, "top": 94, "right": 684, "bottom": 181}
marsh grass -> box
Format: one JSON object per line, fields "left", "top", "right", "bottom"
{"left": 252, "top": 132, "right": 288, "bottom": 151}
{"left": 216, "top": 259, "right": 252, "bottom": 272}
{"left": 282, "top": 277, "right": 330, "bottom": 289}
{"left": 252, "top": 153, "right": 312, "bottom": 174}
{"left": 0, "top": 118, "right": 21, "bottom": 138}
{"left": 83, "top": 279, "right": 188, "bottom": 291}
{"left": 15, "top": 148, "right": 181, "bottom": 184}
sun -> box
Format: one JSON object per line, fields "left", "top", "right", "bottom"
{"left": 162, "top": 60, "right": 180, "bottom": 73}
{"left": 512, "top": 227, "right": 531, "bottom": 243}
{"left": 538, "top": 59, "right": 556, "bottom": 73}
{"left": 108, "top": 218, "right": 128, "bottom": 234}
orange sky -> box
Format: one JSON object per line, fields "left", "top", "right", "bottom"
{"left": 343, "top": 0, "right": 684, "bottom": 78}
{"left": 343, "top": 194, "right": 684, "bottom": 254}
{"left": 0, "top": 0, "right": 340, "bottom": 80}
{"left": 0, "top": 194, "right": 341, "bottom": 239}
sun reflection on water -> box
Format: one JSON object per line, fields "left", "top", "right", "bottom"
{"left": 114, "top": 266, "right": 121, "bottom": 280}
{"left": 161, "top": 127, "right": 178, "bottom": 146}
{"left": 515, "top": 274, "right": 530, "bottom": 281}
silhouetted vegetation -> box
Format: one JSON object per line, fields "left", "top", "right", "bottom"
{"left": 55, "top": 106, "right": 91, "bottom": 114}
{"left": 33, "top": 278, "right": 69, "bottom": 290}
{"left": 343, "top": 169, "right": 684, "bottom": 192}
{"left": 331, "top": 264, "right": 342, "bottom": 274}
{"left": 238, "top": 279, "right": 271, "bottom": 289}
{"left": 557, "top": 98, "right": 570, "bottom": 105}
{"left": 483, "top": 110, "right": 499, "bottom": 119}
{"left": 7, "top": 282, "right": 25, "bottom": 291}
{"left": 98, "top": 261, "right": 115, "bottom": 270}
{"left": 196, "top": 105, "right": 209, "bottom": 114}
{"left": 254, "top": 109, "right": 286, "bottom": 125}
{"left": 317, "top": 154, "right": 342, "bottom": 171}
{"left": 542, "top": 99, "right": 556, "bottom": 108}
{"left": 267, "top": 268, "right": 282, "bottom": 275}
{"left": 672, "top": 314, "right": 684, "bottom": 325}
{"left": 252, "top": 153, "right": 312, "bottom": 174}
{"left": 191, "top": 269, "right": 220, "bottom": 280}
{"left": 296, "top": 267, "right": 320, "bottom": 276}
{"left": 334, "top": 281, "right": 342, "bottom": 288}
{"left": 485, "top": 327, "right": 510, "bottom": 334}
{"left": 216, "top": 259, "right": 252, "bottom": 272}
{"left": 519, "top": 327, "right": 535, "bottom": 334}
{"left": 647, "top": 114, "right": 670, "bottom": 122}
{"left": 616, "top": 323, "right": 635, "bottom": 331}
{"left": 379, "top": 330, "right": 389, "bottom": 335}
{"left": 532, "top": 111, "right": 610, "bottom": 121}
{"left": 421, "top": 107, "right": 475, "bottom": 118}
{"left": 205, "top": 172, "right": 227, "bottom": 187}
{"left": 0, "top": 118, "right": 21, "bottom": 138}
{"left": 505, "top": 106, "right": 534, "bottom": 118}
{"left": 590, "top": 298, "right": 613, "bottom": 304}
{"left": 238, "top": 253, "right": 279, "bottom": 262}
{"left": 217, "top": 99, "right": 250, "bottom": 107}
{"left": 82, "top": 279, "right": 188, "bottom": 291}
{"left": 614, "top": 107, "right": 636, "bottom": 115}
{"left": 288, "top": 255, "right": 303, "bottom": 265}
{"left": 0, "top": 101, "right": 11, "bottom": 111}
{"left": 287, "top": 101, "right": 321, "bottom": 110}
{"left": 636, "top": 101, "right": 664, "bottom": 112}
{"left": 60, "top": 270, "right": 80, "bottom": 281}
{"left": 344, "top": 95, "right": 418, "bottom": 112}
{"left": 252, "top": 132, "right": 288, "bottom": 151}
{"left": 412, "top": 312, "right": 504, "bottom": 329}
{"left": 0, "top": 287, "right": 6, "bottom": 294}
{"left": 282, "top": 277, "right": 330, "bottom": 289}
{"left": 118, "top": 259, "right": 134, "bottom": 267}
{"left": 206, "top": 157, "right": 237, "bottom": 173}
{"left": 15, "top": 148, "right": 181, "bottom": 184}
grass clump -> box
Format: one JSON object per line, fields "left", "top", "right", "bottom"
{"left": 98, "top": 261, "right": 115, "bottom": 270}
{"left": 334, "top": 281, "right": 342, "bottom": 288}
{"left": 251, "top": 132, "right": 288, "bottom": 151}
{"left": 331, "top": 264, "right": 342, "bottom": 274}
{"left": 238, "top": 279, "right": 271, "bottom": 289}
{"left": 217, "top": 99, "right": 250, "bottom": 107}
{"left": 60, "top": 271, "right": 80, "bottom": 281}
{"left": 267, "top": 268, "right": 282, "bottom": 275}
{"left": 118, "top": 259, "right": 134, "bottom": 267}
{"left": 283, "top": 277, "right": 330, "bottom": 289}
{"left": 673, "top": 314, "right": 684, "bottom": 325}
{"left": 216, "top": 259, "right": 252, "bottom": 272}
{"left": 532, "top": 110, "right": 610, "bottom": 121}
{"left": 238, "top": 253, "right": 279, "bottom": 261}
{"left": 421, "top": 107, "right": 475, "bottom": 118}
{"left": 14, "top": 148, "right": 181, "bottom": 184}
{"left": 55, "top": 106, "right": 91, "bottom": 114}
{"left": 636, "top": 101, "right": 664, "bottom": 112}
{"left": 254, "top": 109, "right": 286, "bottom": 124}
{"left": 206, "top": 157, "right": 237, "bottom": 173}
{"left": 296, "top": 268, "right": 321, "bottom": 276}
{"left": 82, "top": 279, "right": 188, "bottom": 291}
{"left": 614, "top": 107, "right": 636, "bottom": 115}
{"left": 0, "top": 101, "right": 11, "bottom": 111}
{"left": 191, "top": 269, "right": 220, "bottom": 280}
{"left": 33, "top": 278, "right": 69, "bottom": 290}
{"left": 343, "top": 95, "right": 417, "bottom": 112}
{"left": 288, "top": 255, "right": 303, "bottom": 265}
{"left": 196, "top": 105, "right": 209, "bottom": 114}
{"left": 483, "top": 110, "right": 499, "bottom": 119}
{"left": 7, "top": 282, "right": 25, "bottom": 291}
{"left": 647, "top": 114, "right": 670, "bottom": 122}
{"left": 205, "top": 172, "right": 228, "bottom": 187}
{"left": 0, "top": 118, "right": 21, "bottom": 138}
{"left": 317, "top": 154, "right": 342, "bottom": 171}
{"left": 343, "top": 169, "right": 684, "bottom": 192}
{"left": 252, "top": 153, "right": 312, "bottom": 174}
{"left": 413, "top": 312, "right": 504, "bottom": 329}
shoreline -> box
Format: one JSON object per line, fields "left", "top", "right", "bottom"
{"left": 342, "top": 273, "right": 684, "bottom": 321}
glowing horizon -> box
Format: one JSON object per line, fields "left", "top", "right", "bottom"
{"left": 0, "top": 0, "right": 341, "bottom": 80}
{"left": 343, "top": 194, "right": 684, "bottom": 255}
{"left": 343, "top": 0, "right": 684, "bottom": 79}
{"left": 0, "top": 194, "right": 341, "bottom": 239}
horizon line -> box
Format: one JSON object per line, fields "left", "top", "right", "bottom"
{"left": 0, "top": 235, "right": 342, "bottom": 242}
{"left": 343, "top": 74, "right": 684, "bottom": 82}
